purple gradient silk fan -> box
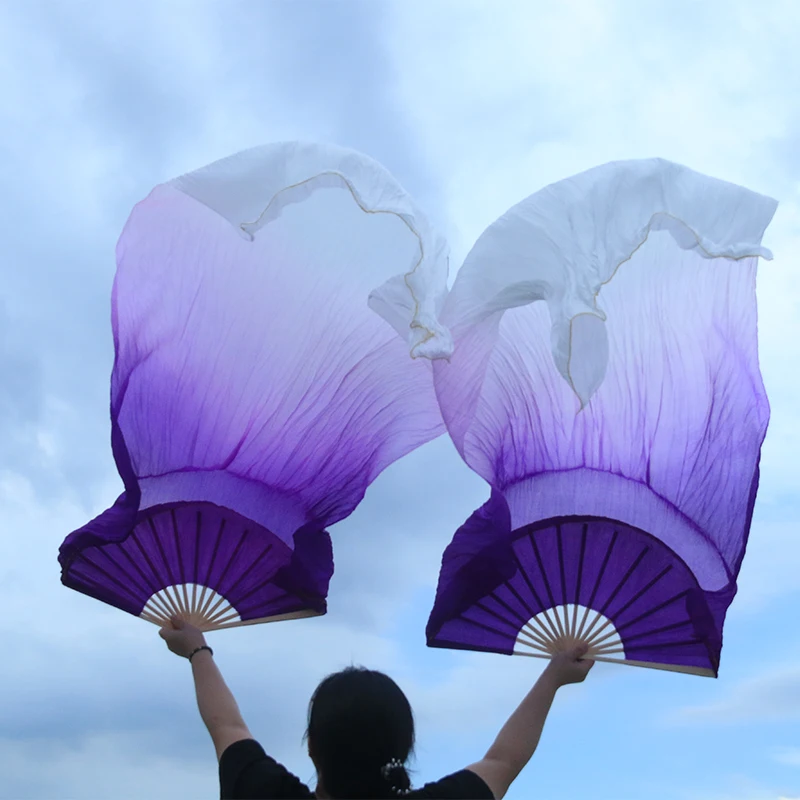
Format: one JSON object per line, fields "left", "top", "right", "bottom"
{"left": 424, "top": 159, "right": 776, "bottom": 676}
{"left": 59, "top": 142, "right": 450, "bottom": 631}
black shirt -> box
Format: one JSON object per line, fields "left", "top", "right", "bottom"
{"left": 220, "top": 739, "right": 495, "bottom": 799}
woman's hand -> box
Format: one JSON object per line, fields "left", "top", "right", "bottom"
{"left": 469, "top": 641, "right": 595, "bottom": 797}
{"left": 545, "top": 642, "right": 595, "bottom": 687}
{"left": 158, "top": 616, "right": 208, "bottom": 659}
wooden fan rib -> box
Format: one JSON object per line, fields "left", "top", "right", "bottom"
{"left": 555, "top": 524, "right": 571, "bottom": 644}
{"left": 212, "top": 608, "right": 323, "bottom": 630}
{"left": 594, "top": 656, "right": 715, "bottom": 677}
{"left": 145, "top": 605, "right": 173, "bottom": 626}
{"left": 597, "top": 544, "right": 650, "bottom": 614}
{"left": 99, "top": 539, "right": 159, "bottom": 598}
{"left": 529, "top": 533, "right": 567, "bottom": 643}
{"left": 532, "top": 604, "right": 562, "bottom": 646}
{"left": 205, "top": 602, "right": 237, "bottom": 626}
{"left": 130, "top": 528, "right": 182, "bottom": 618}
{"left": 571, "top": 523, "right": 589, "bottom": 641}
{"left": 582, "top": 543, "right": 650, "bottom": 644}
{"left": 625, "top": 619, "right": 691, "bottom": 642}
{"left": 201, "top": 527, "right": 251, "bottom": 614}
{"left": 148, "top": 517, "right": 186, "bottom": 617}
{"left": 191, "top": 510, "right": 202, "bottom": 616}
{"left": 500, "top": 573, "right": 555, "bottom": 644}
{"left": 77, "top": 551, "right": 150, "bottom": 606}
{"left": 161, "top": 586, "right": 184, "bottom": 618}
{"left": 514, "top": 633, "right": 552, "bottom": 655}
{"left": 457, "top": 609, "right": 523, "bottom": 645}
{"left": 522, "top": 621, "right": 556, "bottom": 649}
{"left": 82, "top": 545, "right": 182, "bottom": 617}
{"left": 516, "top": 647, "right": 713, "bottom": 676}
{"left": 614, "top": 589, "right": 690, "bottom": 636}
{"left": 589, "top": 624, "right": 625, "bottom": 650}
{"left": 194, "top": 538, "right": 279, "bottom": 627}
{"left": 232, "top": 565, "right": 283, "bottom": 609}
{"left": 141, "top": 610, "right": 171, "bottom": 627}
{"left": 513, "top": 650, "right": 552, "bottom": 663}
{"left": 484, "top": 589, "right": 553, "bottom": 648}
{"left": 518, "top": 621, "right": 553, "bottom": 651}
{"left": 510, "top": 546, "right": 563, "bottom": 644}
{"left": 472, "top": 601, "right": 531, "bottom": 638}
{"left": 221, "top": 541, "right": 275, "bottom": 602}
{"left": 198, "top": 517, "right": 227, "bottom": 618}
{"left": 237, "top": 588, "right": 292, "bottom": 618}
{"left": 146, "top": 591, "right": 179, "bottom": 620}
{"left": 584, "top": 623, "right": 619, "bottom": 651}
{"left": 611, "top": 564, "right": 674, "bottom": 621}
{"left": 150, "top": 588, "right": 182, "bottom": 619}
{"left": 624, "top": 620, "right": 700, "bottom": 645}
{"left": 138, "top": 606, "right": 324, "bottom": 632}
{"left": 203, "top": 592, "right": 231, "bottom": 620}
{"left": 516, "top": 626, "right": 552, "bottom": 651}
{"left": 590, "top": 646, "right": 625, "bottom": 657}
{"left": 576, "top": 529, "right": 618, "bottom": 642}
{"left": 638, "top": 637, "right": 703, "bottom": 650}
{"left": 208, "top": 607, "right": 240, "bottom": 625}
{"left": 584, "top": 564, "right": 677, "bottom": 652}
{"left": 529, "top": 537, "right": 571, "bottom": 646}
{"left": 171, "top": 508, "right": 192, "bottom": 617}
{"left": 591, "top": 584, "right": 686, "bottom": 651}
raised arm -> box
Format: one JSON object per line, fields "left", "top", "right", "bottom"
{"left": 159, "top": 617, "right": 253, "bottom": 760}
{"left": 467, "top": 644, "right": 594, "bottom": 799}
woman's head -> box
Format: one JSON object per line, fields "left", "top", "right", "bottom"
{"left": 305, "top": 666, "right": 415, "bottom": 799}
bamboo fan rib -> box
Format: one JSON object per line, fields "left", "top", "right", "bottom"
{"left": 61, "top": 502, "right": 326, "bottom": 631}
{"left": 429, "top": 517, "right": 718, "bottom": 678}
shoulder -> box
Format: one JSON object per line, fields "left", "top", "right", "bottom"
{"left": 409, "top": 768, "right": 495, "bottom": 799}
{"left": 219, "top": 739, "right": 314, "bottom": 800}
{"left": 462, "top": 758, "right": 520, "bottom": 800}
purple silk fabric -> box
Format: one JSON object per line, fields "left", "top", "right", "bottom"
{"left": 59, "top": 143, "right": 446, "bottom": 624}
{"left": 427, "top": 160, "right": 776, "bottom": 675}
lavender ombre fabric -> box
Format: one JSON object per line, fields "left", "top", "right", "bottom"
{"left": 426, "top": 159, "right": 776, "bottom": 675}
{"left": 59, "top": 142, "right": 449, "bottom": 624}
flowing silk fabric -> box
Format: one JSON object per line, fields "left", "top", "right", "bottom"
{"left": 426, "top": 159, "right": 776, "bottom": 675}
{"left": 60, "top": 142, "right": 449, "bottom": 627}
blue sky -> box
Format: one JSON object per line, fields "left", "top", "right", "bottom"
{"left": 1, "top": 1, "right": 799, "bottom": 798}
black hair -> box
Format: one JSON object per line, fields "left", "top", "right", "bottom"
{"left": 304, "top": 666, "right": 415, "bottom": 799}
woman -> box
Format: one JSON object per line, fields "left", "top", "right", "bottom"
{"left": 160, "top": 618, "right": 593, "bottom": 799}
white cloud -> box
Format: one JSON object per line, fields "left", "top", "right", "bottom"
{"left": 733, "top": 504, "right": 800, "bottom": 614}
{"left": 667, "top": 665, "right": 800, "bottom": 725}
{"left": 681, "top": 776, "right": 800, "bottom": 800}
{"left": 385, "top": 0, "right": 800, "bottom": 594}
{"left": 774, "top": 748, "right": 800, "bottom": 767}
{"left": 385, "top": 0, "right": 800, "bottom": 254}
{"left": 0, "top": 734, "right": 215, "bottom": 800}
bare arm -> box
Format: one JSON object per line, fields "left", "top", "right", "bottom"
{"left": 160, "top": 618, "right": 253, "bottom": 760}
{"left": 191, "top": 649, "right": 253, "bottom": 759}
{"left": 467, "top": 645, "right": 593, "bottom": 799}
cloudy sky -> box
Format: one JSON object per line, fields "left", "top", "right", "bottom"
{"left": 1, "top": 1, "right": 799, "bottom": 799}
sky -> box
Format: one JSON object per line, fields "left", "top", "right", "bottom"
{"left": 0, "top": 1, "right": 799, "bottom": 798}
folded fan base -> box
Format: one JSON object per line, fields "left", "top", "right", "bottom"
{"left": 61, "top": 502, "right": 329, "bottom": 632}
{"left": 511, "top": 604, "right": 715, "bottom": 677}
{"left": 140, "top": 583, "right": 323, "bottom": 631}
{"left": 428, "top": 517, "right": 720, "bottom": 677}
